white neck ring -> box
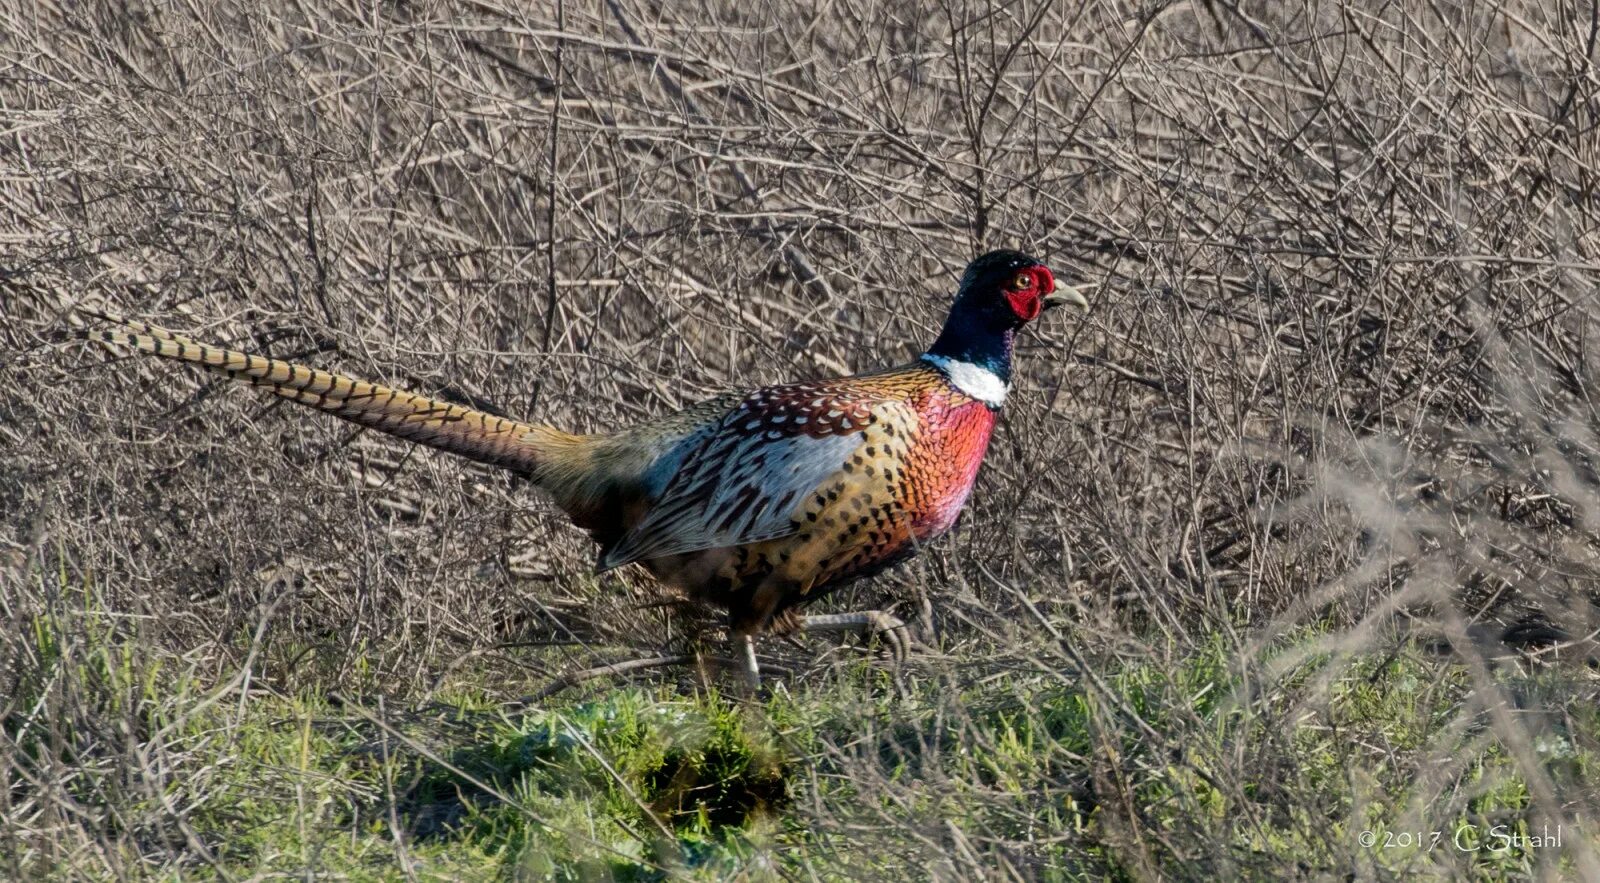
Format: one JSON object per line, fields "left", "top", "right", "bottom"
{"left": 920, "top": 354, "right": 1008, "bottom": 407}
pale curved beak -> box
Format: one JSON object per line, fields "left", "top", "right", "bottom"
{"left": 1042, "top": 284, "right": 1090, "bottom": 311}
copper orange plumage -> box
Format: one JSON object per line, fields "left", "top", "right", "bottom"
{"left": 77, "top": 250, "right": 1089, "bottom": 687}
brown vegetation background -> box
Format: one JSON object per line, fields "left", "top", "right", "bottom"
{"left": 4, "top": 0, "right": 1600, "bottom": 877}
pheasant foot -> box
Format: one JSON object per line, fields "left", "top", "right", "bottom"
{"left": 802, "top": 610, "right": 912, "bottom": 665}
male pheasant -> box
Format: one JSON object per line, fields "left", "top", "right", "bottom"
{"left": 79, "top": 250, "right": 1087, "bottom": 686}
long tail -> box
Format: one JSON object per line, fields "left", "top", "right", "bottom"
{"left": 76, "top": 311, "right": 583, "bottom": 477}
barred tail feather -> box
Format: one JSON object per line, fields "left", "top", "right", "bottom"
{"left": 79, "top": 313, "right": 581, "bottom": 478}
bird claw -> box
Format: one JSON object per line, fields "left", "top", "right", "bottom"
{"left": 862, "top": 610, "right": 911, "bottom": 664}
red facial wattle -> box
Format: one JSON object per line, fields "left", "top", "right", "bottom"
{"left": 1003, "top": 265, "right": 1056, "bottom": 322}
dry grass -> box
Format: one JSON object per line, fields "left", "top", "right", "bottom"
{"left": 4, "top": 0, "right": 1600, "bottom": 878}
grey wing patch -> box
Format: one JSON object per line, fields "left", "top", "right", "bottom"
{"left": 597, "top": 427, "right": 861, "bottom": 570}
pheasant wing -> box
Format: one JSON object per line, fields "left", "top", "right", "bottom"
{"left": 598, "top": 381, "right": 911, "bottom": 570}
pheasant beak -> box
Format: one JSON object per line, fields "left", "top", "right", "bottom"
{"left": 1041, "top": 284, "right": 1090, "bottom": 311}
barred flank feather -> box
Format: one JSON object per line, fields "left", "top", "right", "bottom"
{"left": 79, "top": 314, "right": 581, "bottom": 477}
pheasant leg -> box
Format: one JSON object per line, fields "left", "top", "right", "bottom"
{"left": 802, "top": 611, "right": 911, "bottom": 664}
{"left": 734, "top": 633, "right": 762, "bottom": 692}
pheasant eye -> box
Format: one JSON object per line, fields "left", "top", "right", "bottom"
{"left": 1010, "top": 272, "right": 1034, "bottom": 291}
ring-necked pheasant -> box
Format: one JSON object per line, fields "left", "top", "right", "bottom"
{"left": 78, "top": 250, "right": 1087, "bottom": 687}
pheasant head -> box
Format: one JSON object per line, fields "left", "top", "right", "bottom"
{"left": 922, "top": 250, "right": 1088, "bottom": 407}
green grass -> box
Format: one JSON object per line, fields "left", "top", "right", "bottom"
{"left": 7, "top": 578, "right": 1594, "bottom": 880}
